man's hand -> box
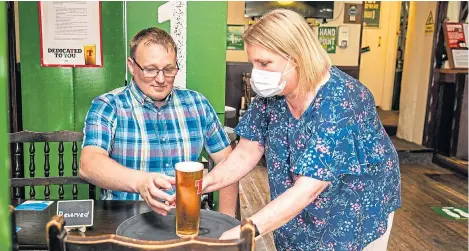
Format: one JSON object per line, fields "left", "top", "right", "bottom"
{"left": 137, "top": 173, "right": 176, "bottom": 215}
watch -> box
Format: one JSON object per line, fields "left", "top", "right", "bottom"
{"left": 253, "top": 223, "right": 260, "bottom": 237}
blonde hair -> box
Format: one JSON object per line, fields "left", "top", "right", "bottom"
{"left": 243, "top": 9, "right": 331, "bottom": 96}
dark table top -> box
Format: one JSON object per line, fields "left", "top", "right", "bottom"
{"left": 14, "top": 200, "right": 237, "bottom": 250}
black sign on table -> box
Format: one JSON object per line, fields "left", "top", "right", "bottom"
{"left": 57, "top": 200, "right": 94, "bottom": 227}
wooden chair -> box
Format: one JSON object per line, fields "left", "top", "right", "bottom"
{"left": 241, "top": 72, "right": 253, "bottom": 110}
{"left": 47, "top": 215, "right": 255, "bottom": 251}
{"left": 9, "top": 130, "right": 95, "bottom": 201}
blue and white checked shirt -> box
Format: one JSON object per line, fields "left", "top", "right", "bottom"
{"left": 82, "top": 80, "right": 230, "bottom": 200}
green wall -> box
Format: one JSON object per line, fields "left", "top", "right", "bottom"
{"left": 0, "top": 1, "right": 12, "bottom": 250}
{"left": 18, "top": 2, "right": 125, "bottom": 200}
{"left": 17, "top": 2, "right": 228, "bottom": 200}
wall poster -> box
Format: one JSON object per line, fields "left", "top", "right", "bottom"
{"left": 39, "top": 1, "right": 103, "bottom": 67}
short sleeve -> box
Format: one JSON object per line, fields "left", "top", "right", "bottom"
{"left": 235, "top": 96, "right": 269, "bottom": 146}
{"left": 82, "top": 96, "right": 116, "bottom": 152}
{"left": 202, "top": 97, "right": 231, "bottom": 154}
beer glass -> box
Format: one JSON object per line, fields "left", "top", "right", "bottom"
{"left": 175, "top": 161, "right": 203, "bottom": 238}
{"left": 83, "top": 44, "right": 96, "bottom": 65}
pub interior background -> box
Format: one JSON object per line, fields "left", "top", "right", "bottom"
{"left": 0, "top": 1, "right": 468, "bottom": 251}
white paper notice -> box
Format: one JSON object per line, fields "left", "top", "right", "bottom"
{"left": 39, "top": 1, "right": 102, "bottom": 67}
{"left": 452, "top": 49, "right": 468, "bottom": 69}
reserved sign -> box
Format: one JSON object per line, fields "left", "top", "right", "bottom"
{"left": 57, "top": 200, "right": 94, "bottom": 227}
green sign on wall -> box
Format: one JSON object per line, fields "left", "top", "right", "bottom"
{"left": 226, "top": 25, "right": 245, "bottom": 51}
{"left": 318, "top": 27, "right": 337, "bottom": 54}
{"left": 364, "top": 1, "right": 381, "bottom": 28}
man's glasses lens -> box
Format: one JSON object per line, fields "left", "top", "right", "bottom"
{"left": 133, "top": 58, "right": 178, "bottom": 78}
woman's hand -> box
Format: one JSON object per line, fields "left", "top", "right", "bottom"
{"left": 219, "top": 225, "right": 241, "bottom": 240}
{"left": 201, "top": 173, "right": 214, "bottom": 194}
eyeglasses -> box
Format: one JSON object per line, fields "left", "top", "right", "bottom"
{"left": 132, "top": 57, "right": 179, "bottom": 78}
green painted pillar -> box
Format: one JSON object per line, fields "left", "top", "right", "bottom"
{"left": 0, "top": 1, "right": 12, "bottom": 250}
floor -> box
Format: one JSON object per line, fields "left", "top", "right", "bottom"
{"left": 238, "top": 165, "right": 275, "bottom": 251}
{"left": 239, "top": 163, "right": 468, "bottom": 251}
{"left": 377, "top": 108, "right": 399, "bottom": 128}
{"left": 388, "top": 163, "right": 468, "bottom": 251}
{"left": 390, "top": 136, "right": 432, "bottom": 152}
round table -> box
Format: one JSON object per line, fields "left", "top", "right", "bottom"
{"left": 116, "top": 209, "right": 239, "bottom": 241}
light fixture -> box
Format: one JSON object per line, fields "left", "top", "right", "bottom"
{"left": 277, "top": 1, "right": 294, "bottom": 5}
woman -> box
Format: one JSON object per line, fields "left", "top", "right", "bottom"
{"left": 203, "top": 9, "right": 401, "bottom": 251}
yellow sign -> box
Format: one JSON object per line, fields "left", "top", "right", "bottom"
{"left": 425, "top": 11, "right": 434, "bottom": 35}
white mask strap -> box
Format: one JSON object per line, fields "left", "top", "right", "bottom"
{"left": 282, "top": 57, "right": 296, "bottom": 76}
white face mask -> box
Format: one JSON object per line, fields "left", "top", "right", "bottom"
{"left": 250, "top": 59, "right": 296, "bottom": 97}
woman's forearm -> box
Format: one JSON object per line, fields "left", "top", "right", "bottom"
{"left": 203, "top": 138, "right": 264, "bottom": 193}
{"left": 250, "top": 176, "right": 329, "bottom": 235}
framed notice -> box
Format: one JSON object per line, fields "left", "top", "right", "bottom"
{"left": 363, "top": 1, "right": 381, "bottom": 28}
{"left": 39, "top": 1, "right": 103, "bottom": 67}
{"left": 443, "top": 22, "right": 468, "bottom": 69}
{"left": 318, "top": 27, "right": 338, "bottom": 54}
{"left": 227, "top": 25, "right": 245, "bottom": 50}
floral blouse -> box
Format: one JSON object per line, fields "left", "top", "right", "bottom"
{"left": 235, "top": 67, "right": 401, "bottom": 251}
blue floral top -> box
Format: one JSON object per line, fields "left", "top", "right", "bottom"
{"left": 235, "top": 67, "right": 401, "bottom": 251}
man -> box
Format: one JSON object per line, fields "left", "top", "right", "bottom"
{"left": 79, "top": 27, "right": 238, "bottom": 217}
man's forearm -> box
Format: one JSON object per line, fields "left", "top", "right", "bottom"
{"left": 218, "top": 181, "right": 239, "bottom": 217}
{"left": 79, "top": 148, "right": 143, "bottom": 193}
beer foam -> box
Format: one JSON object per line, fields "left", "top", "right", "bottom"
{"left": 175, "top": 161, "right": 204, "bottom": 172}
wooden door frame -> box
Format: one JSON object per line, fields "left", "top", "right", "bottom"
{"left": 7, "top": 1, "right": 24, "bottom": 199}
{"left": 7, "top": 1, "right": 22, "bottom": 134}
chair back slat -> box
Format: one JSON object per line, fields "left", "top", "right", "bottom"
{"left": 242, "top": 72, "right": 253, "bottom": 109}
{"left": 72, "top": 142, "right": 78, "bottom": 200}
{"left": 44, "top": 142, "right": 50, "bottom": 200}
{"left": 13, "top": 143, "right": 23, "bottom": 200}
{"left": 29, "top": 142, "right": 35, "bottom": 199}
{"left": 58, "top": 142, "right": 65, "bottom": 200}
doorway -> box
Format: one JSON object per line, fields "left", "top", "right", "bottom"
{"left": 391, "top": 1, "right": 410, "bottom": 111}
{"left": 359, "top": 1, "right": 403, "bottom": 136}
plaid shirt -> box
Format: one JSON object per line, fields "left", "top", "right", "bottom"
{"left": 82, "top": 80, "right": 230, "bottom": 200}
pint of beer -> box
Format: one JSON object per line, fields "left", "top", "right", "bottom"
{"left": 83, "top": 44, "right": 96, "bottom": 65}
{"left": 175, "top": 161, "right": 203, "bottom": 238}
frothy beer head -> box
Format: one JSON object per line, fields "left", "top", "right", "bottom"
{"left": 175, "top": 162, "right": 203, "bottom": 172}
